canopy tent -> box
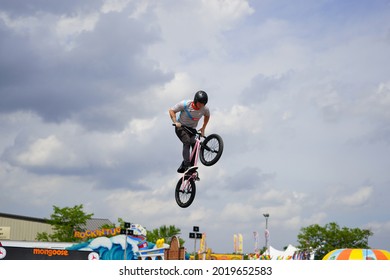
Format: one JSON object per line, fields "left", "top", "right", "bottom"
{"left": 323, "top": 248, "right": 390, "bottom": 260}
{"left": 264, "top": 244, "right": 300, "bottom": 260}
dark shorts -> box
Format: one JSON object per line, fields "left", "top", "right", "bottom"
{"left": 175, "top": 126, "right": 196, "bottom": 145}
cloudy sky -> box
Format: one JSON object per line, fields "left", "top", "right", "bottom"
{"left": 1, "top": 0, "right": 390, "bottom": 254}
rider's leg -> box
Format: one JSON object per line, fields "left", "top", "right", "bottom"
{"left": 175, "top": 127, "right": 193, "bottom": 172}
{"left": 190, "top": 142, "right": 196, "bottom": 166}
{"left": 182, "top": 143, "right": 191, "bottom": 166}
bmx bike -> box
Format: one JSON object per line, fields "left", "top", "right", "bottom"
{"left": 173, "top": 125, "right": 224, "bottom": 208}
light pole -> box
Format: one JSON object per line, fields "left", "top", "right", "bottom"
{"left": 263, "top": 213, "right": 270, "bottom": 255}
{"left": 365, "top": 232, "right": 369, "bottom": 260}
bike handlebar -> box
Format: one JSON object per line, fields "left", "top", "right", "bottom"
{"left": 172, "top": 124, "right": 204, "bottom": 137}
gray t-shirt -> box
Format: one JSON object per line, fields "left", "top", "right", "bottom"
{"left": 171, "top": 100, "right": 210, "bottom": 128}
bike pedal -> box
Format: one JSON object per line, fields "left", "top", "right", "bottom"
{"left": 195, "top": 174, "right": 200, "bottom": 181}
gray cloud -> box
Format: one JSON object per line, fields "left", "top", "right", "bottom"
{"left": 0, "top": 4, "right": 172, "bottom": 131}
{"left": 0, "top": 0, "right": 103, "bottom": 15}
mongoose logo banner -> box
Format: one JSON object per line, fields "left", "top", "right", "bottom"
{"left": 0, "top": 246, "right": 93, "bottom": 260}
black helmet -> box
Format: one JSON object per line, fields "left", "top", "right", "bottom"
{"left": 194, "top": 90, "right": 208, "bottom": 105}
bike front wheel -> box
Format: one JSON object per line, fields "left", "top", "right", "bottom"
{"left": 175, "top": 177, "right": 196, "bottom": 208}
{"left": 175, "top": 178, "right": 196, "bottom": 208}
{"left": 200, "top": 134, "right": 224, "bottom": 166}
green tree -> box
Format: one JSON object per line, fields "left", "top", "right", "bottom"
{"left": 36, "top": 205, "right": 93, "bottom": 242}
{"left": 147, "top": 225, "right": 185, "bottom": 246}
{"left": 297, "top": 222, "right": 373, "bottom": 260}
{"left": 100, "top": 218, "right": 123, "bottom": 230}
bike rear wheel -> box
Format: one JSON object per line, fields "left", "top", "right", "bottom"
{"left": 175, "top": 177, "right": 196, "bottom": 208}
{"left": 200, "top": 134, "right": 224, "bottom": 166}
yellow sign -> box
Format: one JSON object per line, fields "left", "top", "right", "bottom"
{"left": 74, "top": 227, "right": 121, "bottom": 239}
{"left": 210, "top": 253, "right": 243, "bottom": 260}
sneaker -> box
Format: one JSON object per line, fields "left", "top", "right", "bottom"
{"left": 177, "top": 161, "right": 191, "bottom": 173}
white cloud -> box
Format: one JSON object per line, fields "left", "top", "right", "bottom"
{"left": 201, "top": 0, "right": 254, "bottom": 29}
{"left": 325, "top": 186, "right": 374, "bottom": 208}
{"left": 17, "top": 135, "right": 63, "bottom": 166}
{"left": 209, "top": 105, "right": 264, "bottom": 135}
{"left": 157, "top": 72, "right": 198, "bottom": 102}
{"left": 356, "top": 81, "right": 390, "bottom": 120}
{"left": 55, "top": 13, "right": 99, "bottom": 50}
{"left": 128, "top": 117, "right": 157, "bottom": 140}
{"left": 340, "top": 186, "right": 373, "bottom": 207}
{"left": 101, "top": 0, "right": 132, "bottom": 14}
{"left": 0, "top": 11, "right": 41, "bottom": 34}
{"left": 12, "top": 135, "right": 89, "bottom": 170}
{"left": 220, "top": 202, "right": 257, "bottom": 222}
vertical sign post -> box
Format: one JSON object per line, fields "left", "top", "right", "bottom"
{"left": 189, "top": 226, "right": 202, "bottom": 259}
{"left": 120, "top": 222, "right": 133, "bottom": 260}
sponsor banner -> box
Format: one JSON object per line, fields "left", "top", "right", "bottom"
{"left": 0, "top": 246, "right": 95, "bottom": 260}
{"left": 74, "top": 227, "right": 121, "bottom": 239}
{"left": 210, "top": 253, "right": 244, "bottom": 260}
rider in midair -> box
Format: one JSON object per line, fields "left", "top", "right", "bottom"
{"left": 169, "top": 90, "right": 210, "bottom": 173}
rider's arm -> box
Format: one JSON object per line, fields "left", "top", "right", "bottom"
{"left": 199, "top": 115, "right": 210, "bottom": 136}
{"left": 168, "top": 109, "right": 176, "bottom": 123}
{"left": 169, "top": 109, "right": 181, "bottom": 127}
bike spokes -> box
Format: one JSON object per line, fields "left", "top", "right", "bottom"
{"left": 200, "top": 134, "right": 224, "bottom": 166}
{"left": 175, "top": 177, "right": 196, "bottom": 208}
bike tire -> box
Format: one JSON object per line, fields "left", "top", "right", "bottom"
{"left": 175, "top": 177, "right": 196, "bottom": 208}
{"left": 200, "top": 134, "right": 224, "bottom": 166}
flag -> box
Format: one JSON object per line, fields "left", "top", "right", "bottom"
{"left": 233, "top": 234, "right": 238, "bottom": 253}
{"left": 199, "top": 233, "right": 206, "bottom": 254}
{"left": 238, "top": 233, "right": 243, "bottom": 254}
{"left": 253, "top": 231, "right": 259, "bottom": 253}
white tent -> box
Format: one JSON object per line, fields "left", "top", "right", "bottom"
{"left": 266, "top": 244, "right": 298, "bottom": 260}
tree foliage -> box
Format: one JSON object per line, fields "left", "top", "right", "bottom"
{"left": 147, "top": 225, "right": 185, "bottom": 246}
{"left": 296, "top": 222, "right": 373, "bottom": 260}
{"left": 36, "top": 205, "right": 93, "bottom": 242}
{"left": 100, "top": 218, "right": 123, "bottom": 230}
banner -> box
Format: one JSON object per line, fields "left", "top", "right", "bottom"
{"left": 74, "top": 227, "right": 121, "bottom": 239}
{"left": 233, "top": 233, "right": 243, "bottom": 254}
{"left": 253, "top": 231, "right": 259, "bottom": 253}
{"left": 0, "top": 246, "right": 94, "bottom": 260}
{"left": 238, "top": 234, "right": 243, "bottom": 254}
{"left": 199, "top": 233, "right": 206, "bottom": 254}
{"left": 233, "top": 234, "right": 237, "bottom": 253}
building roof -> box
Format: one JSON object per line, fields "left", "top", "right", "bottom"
{"left": 0, "top": 212, "right": 113, "bottom": 231}
{"left": 0, "top": 212, "right": 47, "bottom": 224}
{"left": 84, "top": 218, "right": 114, "bottom": 231}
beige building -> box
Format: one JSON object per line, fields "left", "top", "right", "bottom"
{"left": 0, "top": 212, "right": 112, "bottom": 241}
{"left": 0, "top": 213, "right": 54, "bottom": 241}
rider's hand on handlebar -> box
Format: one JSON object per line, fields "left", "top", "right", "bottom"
{"left": 199, "top": 127, "right": 205, "bottom": 137}
{"left": 174, "top": 122, "right": 182, "bottom": 128}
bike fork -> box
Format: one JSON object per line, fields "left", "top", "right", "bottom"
{"left": 180, "top": 168, "right": 199, "bottom": 191}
